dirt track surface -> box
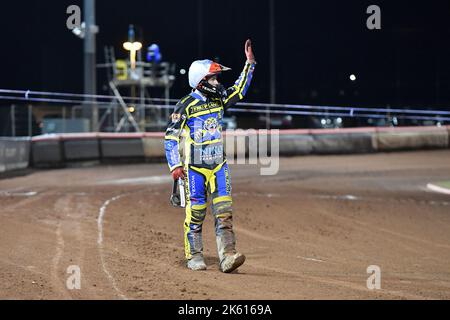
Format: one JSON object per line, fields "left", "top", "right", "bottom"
{"left": 1, "top": 150, "right": 450, "bottom": 300}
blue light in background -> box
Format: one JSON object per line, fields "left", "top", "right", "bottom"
{"left": 147, "top": 44, "right": 162, "bottom": 63}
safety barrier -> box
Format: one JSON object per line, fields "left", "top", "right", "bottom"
{"left": 272, "top": 128, "right": 377, "bottom": 156}
{"left": 98, "top": 133, "right": 145, "bottom": 159}
{"left": 373, "top": 126, "right": 449, "bottom": 151}
{"left": 31, "top": 133, "right": 147, "bottom": 167}
{"left": 23, "top": 125, "right": 450, "bottom": 168}
{"left": 0, "top": 137, "right": 31, "bottom": 172}
{"left": 61, "top": 133, "right": 100, "bottom": 161}
{"left": 447, "top": 125, "right": 450, "bottom": 148}
{"left": 309, "top": 128, "right": 376, "bottom": 155}
{"left": 31, "top": 135, "right": 64, "bottom": 167}
{"left": 278, "top": 134, "right": 313, "bottom": 156}
{"left": 142, "top": 132, "right": 166, "bottom": 159}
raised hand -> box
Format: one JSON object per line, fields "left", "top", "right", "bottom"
{"left": 245, "top": 39, "right": 256, "bottom": 64}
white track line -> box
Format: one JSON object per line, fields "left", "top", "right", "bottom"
{"left": 426, "top": 183, "right": 450, "bottom": 196}
{"left": 51, "top": 223, "right": 71, "bottom": 299}
{"left": 97, "top": 194, "right": 128, "bottom": 300}
{"left": 299, "top": 257, "right": 325, "bottom": 263}
{"left": 0, "top": 190, "right": 37, "bottom": 197}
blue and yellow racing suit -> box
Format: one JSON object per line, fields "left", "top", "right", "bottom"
{"left": 164, "top": 61, "right": 255, "bottom": 263}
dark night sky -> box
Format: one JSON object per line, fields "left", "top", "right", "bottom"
{"left": 1, "top": 0, "right": 450, "bottom": 109}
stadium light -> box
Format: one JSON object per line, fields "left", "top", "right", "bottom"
{"left": 123, "top": 41, "right": 143, "bottom": 70}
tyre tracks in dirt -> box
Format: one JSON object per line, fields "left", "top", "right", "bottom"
{"left": 1, "top": 151, "right": 450, "bottom": 299}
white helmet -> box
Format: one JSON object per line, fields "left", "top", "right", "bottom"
{"left": 188, "top": 59, "right": 231, "bottom": 89}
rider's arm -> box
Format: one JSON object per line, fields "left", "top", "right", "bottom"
{"left": 222, "top": 61, "right": 256, "bottom": 108}
{"left": 164, "top": 97, "right": 190, "bottom": 172}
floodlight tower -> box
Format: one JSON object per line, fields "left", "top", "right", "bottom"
{"left": 83, "top": 0, "right": 99, "bottom": 131}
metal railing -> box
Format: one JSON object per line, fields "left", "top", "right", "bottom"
{"left": 1, "top": 88, "right": 449, "bottom": 136}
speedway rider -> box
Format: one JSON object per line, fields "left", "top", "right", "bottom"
{"left": 165, "top": 39, "right": 256, "bottom": 272}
